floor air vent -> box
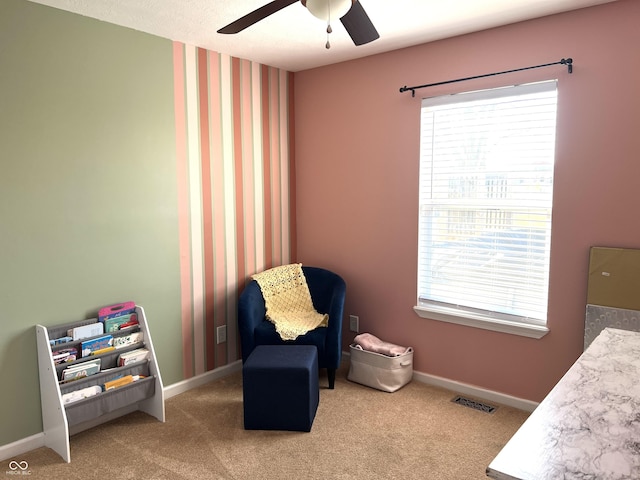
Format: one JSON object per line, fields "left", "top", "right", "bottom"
{"left": 451, "top": 396, "right": 497, "bottom": 414}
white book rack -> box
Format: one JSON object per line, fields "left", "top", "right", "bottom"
{"left": 36, "top": 305, "right": 165, "bottom": 462}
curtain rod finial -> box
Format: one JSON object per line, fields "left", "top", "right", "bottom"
{"left": 399, "top": 85, "right": 416, "bottom": 97}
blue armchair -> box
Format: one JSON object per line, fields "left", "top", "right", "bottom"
{"left": 238, "top": 266, "right": 346, "bottom": 389}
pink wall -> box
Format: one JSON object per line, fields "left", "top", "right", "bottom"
{"left": 293, "top": 0, "right": 640, "bottom": 402}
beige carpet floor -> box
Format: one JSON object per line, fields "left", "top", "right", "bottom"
{"left": 8, "top": 362, "right": 529, "bottom": 479}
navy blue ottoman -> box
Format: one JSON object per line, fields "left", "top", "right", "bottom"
{"left": 243, "top": 345, "right": 319, "bottom": 432}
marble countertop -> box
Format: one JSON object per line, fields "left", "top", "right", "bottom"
{"left": 487, "top": 327, "right": 640, "bottom": 480}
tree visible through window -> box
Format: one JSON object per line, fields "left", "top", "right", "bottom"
{"left": 417, "top": 81, "right": 557, "bottom": 327}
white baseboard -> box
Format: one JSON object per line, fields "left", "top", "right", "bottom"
{"left": 0, "top": 433, "right": 45, "bottom": 463}
{"left": 163, "top": 360, "right": 242, "bottom": 399}
{"left": 411, "top": 371, "right": 538, "bottom": 412}
{"left": 0, "top": 360, "right": 243, "bottom": 462}
{"left": 342, "top": 349, "right": 538, "bottom": 412}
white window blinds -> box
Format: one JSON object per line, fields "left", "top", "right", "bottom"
{"left": 417, "top": 81, "right": 557, "bottom": 325}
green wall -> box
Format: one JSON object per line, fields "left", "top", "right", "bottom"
{"left": 0, "top": 0, "right": 182, "bottom": 445}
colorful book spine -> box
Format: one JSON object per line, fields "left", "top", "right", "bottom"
{"left": 90, "top": 346, "right": 116, "bottom": 356}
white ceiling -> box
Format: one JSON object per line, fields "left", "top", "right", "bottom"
{"left": 27, "top": 0, "right": 617, "bottom": 72}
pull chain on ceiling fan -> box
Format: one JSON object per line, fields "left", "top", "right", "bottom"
{"left": 217, "top": 0, "right": 379, "bottom": 48}
{"left": 303, "top": 0, "right": 352, "bottom": 49}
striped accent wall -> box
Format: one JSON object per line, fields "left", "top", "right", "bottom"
{"left": 172, "top": 42, "right": 295, "bottom": 378}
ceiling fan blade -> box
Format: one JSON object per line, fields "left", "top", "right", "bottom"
{"left": 340, "top": 1, "right": 379, "bottom": 46}
{"left": 217, "top": 0, "right": 299, "bottom": 34}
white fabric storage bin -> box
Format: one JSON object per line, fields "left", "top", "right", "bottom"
{"left": 347, "top": 344, "right": 413, "bottom": 392}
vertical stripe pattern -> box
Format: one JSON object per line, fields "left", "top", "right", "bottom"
{"left": 173, "top": 43, "right": 295, "bottom": 377}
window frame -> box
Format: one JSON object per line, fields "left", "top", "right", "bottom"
{"left": 414, "top": 81, "right": 557, "bottom": 339}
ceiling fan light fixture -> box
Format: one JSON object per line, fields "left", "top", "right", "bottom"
{"left": 218, "top": 0, "right": 379, "bottom": 48}
{"left": 305, "top": 0, "right": 353, "bottom": 22}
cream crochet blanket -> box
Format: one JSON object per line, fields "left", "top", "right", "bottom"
{"left": 252, "top": 263, "right": 328, "bottom": 341}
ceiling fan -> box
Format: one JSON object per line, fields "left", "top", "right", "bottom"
{"left": 217, "top": 0, "right": 380, "bottom": 49}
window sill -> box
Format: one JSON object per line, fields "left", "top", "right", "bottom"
{"left": 413, "top": 305, "right": 549, "bottom": 339}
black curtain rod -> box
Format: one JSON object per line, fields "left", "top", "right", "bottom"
{"left": 399, "top": 58, "right": 573, "bottom": 97}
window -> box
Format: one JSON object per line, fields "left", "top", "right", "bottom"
{"left": 414, "top": 81, "right": 557, "bottom": 338}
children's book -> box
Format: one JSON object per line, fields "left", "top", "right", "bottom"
{"left": 113, "top": 331, "right": 143, "bottom": 349}
{"left": 49, "top": 336, "right": 73, "bottom": 346}
{"left": 117, "top": 348, "right": 149, "bottom": 366}
{"left": 98, "top": 302, "right": 136, "bottom": 323}
{"left": 104, "top": 313, "right": 138, "bottom": 333}
{"left": 81, "top": 335, "right": 113, "bottom": 357}
{"left": 52, "top": 347, "right": 78, "bottom": 365}
{"left": 61, "top": 359, "right": 101, "bottom": 381}
{"left": 68, "top": 322, "right": 104, "bottom": 341}
{"left": 103, "top": 374, "right": 145, "bottom": 391}
{"left": 104, "top": 375, "right": 133, "bottom": 391}
{"left": 62, "top": 385, "right": 102, "bottom": 404}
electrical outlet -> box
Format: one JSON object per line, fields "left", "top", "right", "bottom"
{"left": 216, "top": 325, "right": 227, "bottom": 344}
{"left": 349, "top": 315, "right": 359, "bottom": 333}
